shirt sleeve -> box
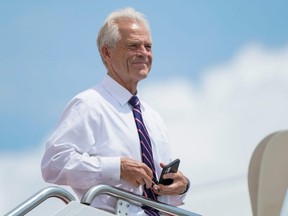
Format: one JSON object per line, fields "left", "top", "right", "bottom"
{"left": 41, "top": 97, "right": 121, "bottom": 190}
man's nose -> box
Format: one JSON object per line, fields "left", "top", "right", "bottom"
{"left": 137, "top": 45, "right": 149, "bottom": 56}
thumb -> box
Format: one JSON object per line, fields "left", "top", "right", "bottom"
{"left": 160, "top": 162, "right": 166, "bottom": 168}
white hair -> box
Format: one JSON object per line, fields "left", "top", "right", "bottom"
{"left": 97, "top": 7, "right": 151, "bottom": 66}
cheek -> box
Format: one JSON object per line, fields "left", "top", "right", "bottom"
{"left": 148, "top": 52, "right": 153, "bottom": 61}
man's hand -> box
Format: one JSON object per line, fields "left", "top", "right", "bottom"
{"left": 152, "top": 162, "right": 189, "bottom": 195}
{"left": 120, "top": 157, "right": 154, "bottom": 188}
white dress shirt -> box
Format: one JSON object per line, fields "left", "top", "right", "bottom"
{"left": 41, "top": 75, "right": 186, "bottom": 215}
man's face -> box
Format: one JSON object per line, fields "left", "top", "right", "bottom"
{"left": 104, "top": 21, "right": 152, "bottom": 93}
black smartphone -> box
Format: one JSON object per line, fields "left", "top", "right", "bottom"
{"left": 158, "top": 158, "right": 180, "bottom": 185}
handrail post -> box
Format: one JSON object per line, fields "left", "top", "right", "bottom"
{"left": 5, "top": 186, "right": 76, "bottom": 216}
{"left": 81, "top": 184, "right": 201, "bottom": 216}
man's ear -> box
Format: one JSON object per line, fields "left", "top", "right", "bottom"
{"left": 102, "top": 46, "right": 111, "bottom": 61}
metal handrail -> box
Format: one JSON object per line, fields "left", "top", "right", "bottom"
{"left": 5, "top": 186, "right": 76, "bottom": 216}
{"left": 81, "top": 184, "right": 201, "bottom": 216}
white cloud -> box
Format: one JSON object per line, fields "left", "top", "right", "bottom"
{"left": 1, "top": 43, "right": 288, "bottom": 215}
{"left": 143, "top": 43, "right": 288, "bottom": 187}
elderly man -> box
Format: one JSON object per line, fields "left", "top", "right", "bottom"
{"left": 41, "top": 7, "right": 190, "bottom": 215}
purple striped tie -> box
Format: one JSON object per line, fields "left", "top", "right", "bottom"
{"left": 129, "top": 95, "right": 160, "bottom": 216}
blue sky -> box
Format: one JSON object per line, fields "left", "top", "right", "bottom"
{"left": 1, "top": 0, "right": 288, "bottom": 152}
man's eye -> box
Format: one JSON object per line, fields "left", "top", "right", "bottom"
{"left": 129, "top": 44, "right": 138, "bottom": 48}
{"left": 145, "top": 45, "right": 152, "bottom": 50}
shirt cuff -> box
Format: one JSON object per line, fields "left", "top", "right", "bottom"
{"left": 100, "top": 156, "right": 121, "bottom": 181}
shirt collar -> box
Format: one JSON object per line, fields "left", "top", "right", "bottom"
{"left": 101, "top": 75, "right": 135, "bottom": 106}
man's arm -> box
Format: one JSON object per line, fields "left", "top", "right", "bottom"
{"left": 41, "top": 98, "right": 121, "bottom": 189}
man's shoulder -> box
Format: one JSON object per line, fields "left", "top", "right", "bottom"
{"left": 65, "top": 84, "right": 106, "bottom": 108}
{"left": 74, "top": 84, "right": 104, "bottom": 101}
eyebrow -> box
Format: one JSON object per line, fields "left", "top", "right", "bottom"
{"left": 126, "top": 39, "right": 152, "bottom": 45}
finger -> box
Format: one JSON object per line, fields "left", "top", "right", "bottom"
{"left": 159, "top": 182, "right": 185, "bottom": 195}
{"left": 163, "top": 172, "right": 176, "bottom": 179}
{"left": 159, "top": 162, "right": 166, "bottom": 168}
{"left": 141, "top": 164, "right": 153, "bottom": 178}
{"left": 138, "top": 164, "right": 154, "bottom": 187}
{"left": 143, "top": 174, "right": 154, "bottom": 188}
{"left": 152, "top": 184, "right": 161, "bottom": 194}
{"left": 136, "top": 178, "right": 144, "bottom": 186}
{"left": 133, "top": 181, "right": 141, "bottom": 187}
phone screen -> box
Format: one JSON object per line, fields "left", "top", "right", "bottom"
{"left": 158, "top": 159, "right": 180, "bottom": 185}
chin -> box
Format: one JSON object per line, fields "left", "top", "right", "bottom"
{"left": 139, "top": 70, "right": 150, "bottom": 79}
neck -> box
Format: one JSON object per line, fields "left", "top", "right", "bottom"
{"left": 107, "top": 72, "right": 138, "bottom": 95}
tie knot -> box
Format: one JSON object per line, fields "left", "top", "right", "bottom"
{"left": 129, "top": 95, "right": 140, "bottom": 108}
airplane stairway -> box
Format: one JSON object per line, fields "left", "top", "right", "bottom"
{"left": 5, "top": 184, "right": 201, "bottom": 216}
